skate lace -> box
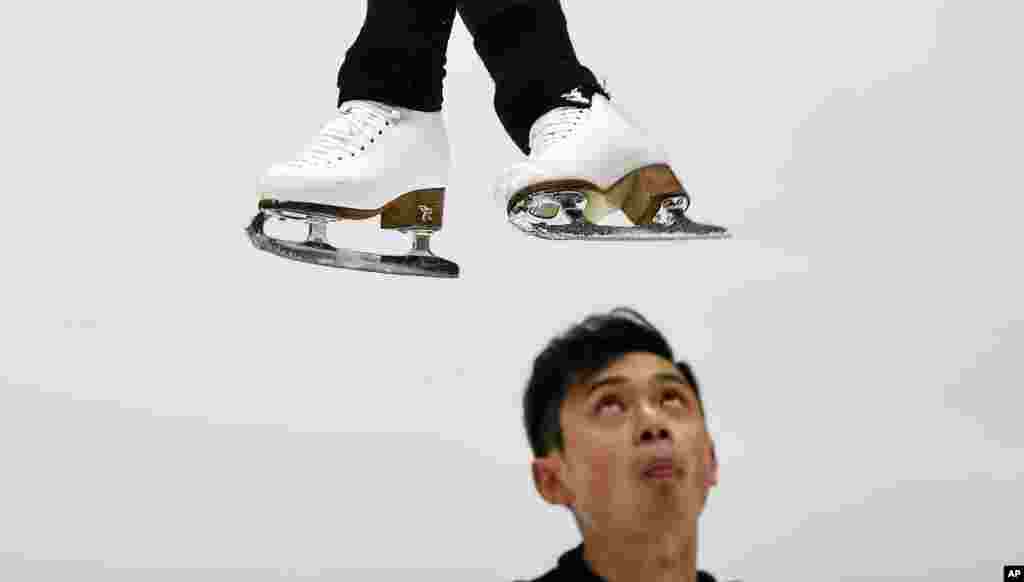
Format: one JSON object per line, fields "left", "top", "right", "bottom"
{"left": 528, "top": 106, "right": 589, "bottom": 154}
{"left": 299, "top": 101, "right": 400, "bottom": 163}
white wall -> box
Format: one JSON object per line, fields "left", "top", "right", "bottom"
{"left": 1, "top": 0, "right": 1021, "bottom": 580}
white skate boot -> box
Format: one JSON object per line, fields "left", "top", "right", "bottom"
{"left": 246, "top": 100, "right": 458, "bottom": 278}
{"left": 493, "top": 89, "right": 730, "bottom": 241}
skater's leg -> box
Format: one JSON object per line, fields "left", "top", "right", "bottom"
{"left": 457, "top": 0, "right": 608, "bottom": 155}
{"left": 337, "top": 1, "right": 458, "bottom": 111}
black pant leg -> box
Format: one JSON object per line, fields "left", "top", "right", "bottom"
{"left": 336, "top": 1, "right": 457, "bottom": 111}
{"left": 457, "top": 0, "right": 608, "bottom": 155}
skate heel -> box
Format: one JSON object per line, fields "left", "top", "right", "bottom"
{"left": 380, "top": 187, "right": 445, "bottom": 230}
{"left": 613, "top": 164, "right": 687, "bottom": 225}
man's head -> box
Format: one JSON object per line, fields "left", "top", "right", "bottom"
{"left": 522, "top": 307, "right": 718, "bottom": 536}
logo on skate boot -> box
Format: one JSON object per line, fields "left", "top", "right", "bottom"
{"left": 560, "top": 88, "right": 590, "bottom": 105}
{"left": 417, "top": 205, "right": 433, "bottom": 222}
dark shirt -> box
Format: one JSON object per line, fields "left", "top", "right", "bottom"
{"left": 517, "top": 543, "right": 717, "bottom": 582}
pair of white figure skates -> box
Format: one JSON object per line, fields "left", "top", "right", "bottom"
{"left": 245, "top": 89, "right": 730, "bottom": 278}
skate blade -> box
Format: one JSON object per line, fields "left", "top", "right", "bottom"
{"left": 507, "top": 190, "right": 731, "bottom": 241}
{"left": 505, "top": 165, "right": 733, "bottom": 241}
{"left": 245, "top": 213, "right": 459, "bottom": 278}
{"left": 514, "top": 219, "right": 732, "bottom": 241}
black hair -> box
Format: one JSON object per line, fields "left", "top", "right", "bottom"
{"left": 522, "top": 307, "right": 705, "bottom": 458}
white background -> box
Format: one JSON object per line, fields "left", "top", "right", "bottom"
{"left": 1, "top": 0, "right": 1021, "bottom": 580}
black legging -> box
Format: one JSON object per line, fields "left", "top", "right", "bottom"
{"left": 335, "top": 0, "right": 609, "bottom": 155}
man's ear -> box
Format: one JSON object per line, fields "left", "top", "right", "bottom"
{"left": 532, "top": 455, "right": 573, "bottom": 507}
{"left": 705, "top": 441, "right": 719, "bottom": 488}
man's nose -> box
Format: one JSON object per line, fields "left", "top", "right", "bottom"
{"left": 637, "top": 406, "right": 674, "bottom": 443}
{"left": 640, "top": 425, "right": 672, "bottom": 442}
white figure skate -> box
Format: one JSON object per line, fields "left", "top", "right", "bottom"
{"left": 246, "top": 100, "right": 459, "bottom": 278}
{"left": 494, "top": 89, "right": 730, "bottom": 241}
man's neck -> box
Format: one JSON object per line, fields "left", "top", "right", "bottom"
{"left": 581, "top": 526, "right": 698, "bottom": 582}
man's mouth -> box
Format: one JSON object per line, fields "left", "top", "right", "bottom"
{"left": 643, "top": 461, "right": 676, "bottom": 479}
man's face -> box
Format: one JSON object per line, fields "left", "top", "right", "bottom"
{"left": 532, "top": 352, "right": 718, "bottom": 535}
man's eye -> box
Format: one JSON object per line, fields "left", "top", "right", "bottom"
{"left": 664, "top": 390, "right": 686, "bottom": 405}
{"left": 597, "top": 397, "right": 623, "bottom": 413}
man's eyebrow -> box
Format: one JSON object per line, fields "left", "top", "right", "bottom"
{"left": 586, "top": 372, "right": 690, "bottom": 397}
